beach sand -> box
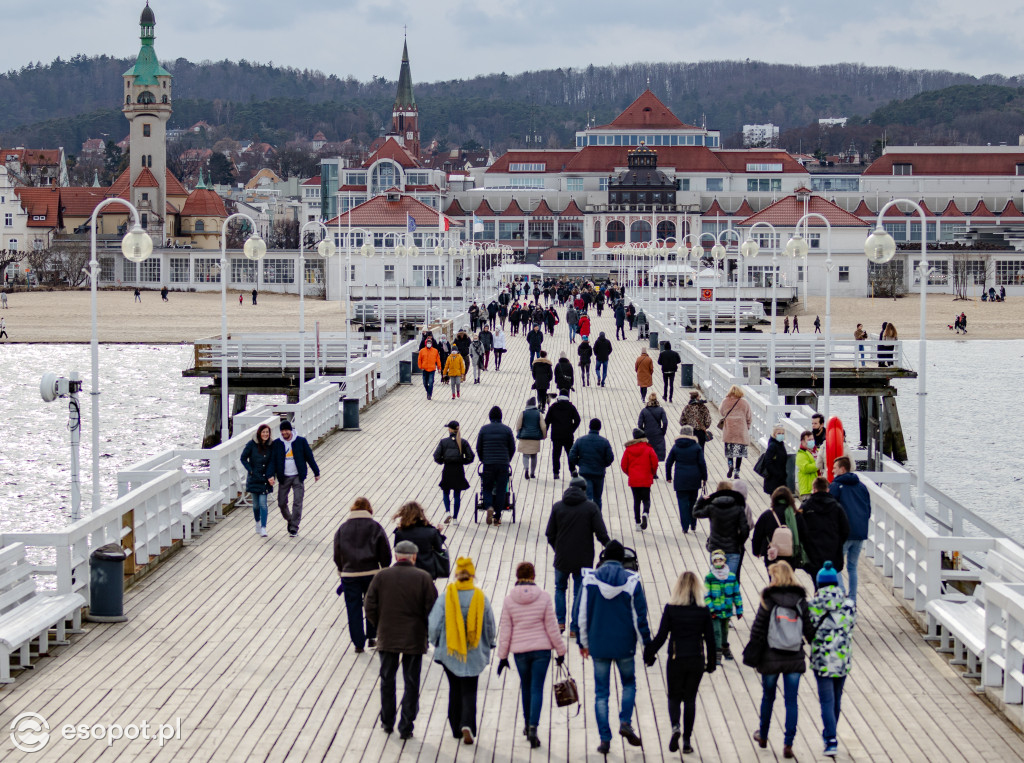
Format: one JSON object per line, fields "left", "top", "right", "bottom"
{"left": 0, "top": 289, "right": 1020, "bottom": 343}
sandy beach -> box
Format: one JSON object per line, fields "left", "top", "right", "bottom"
{"left": 0, "top": 289, "right": 1020, "bottom": 343}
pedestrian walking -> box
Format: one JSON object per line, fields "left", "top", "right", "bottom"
{"left": 813, "top": 316, "right": 821, "bottom": 333}
{"left": 626, "top": 302, "right": 636, "bottom": 330}
{"left": 751, "top": 486, "right": 804, "bottom": 571}
{"left": 515, "top": 397, "right": 546, "bottom": 480}
{"left": 238, "top": 293, "right": 243, "bottom": 306}
{"left": 270, "top": 420, "right": 320, "bottom": 537}
{"left": 478, "top": 326, "right": 493, "bottom": 370}
{"left": 468, "top": 301, "right": 481, "bottom": 332}
{"left": 433, "top": 421, "right": 474, "bottom": 523}
{"left": 526, "top": 324, "right": 545, "bottom": 366}
{"left": 427, "top": 557, "right": 497, "bottom": 746}
{"left": 636, "top": 307, "right": 649, "bottom": 339}
{"left": 637, "top": 392, "right": 668, "bottom": 463}
{"left": 578, "top": 312, "right": 592, "bottom": 341}
{"left": 657, "top": 342, "right": 682, "bottom": 402}
{"left": 469, "top": 334, "right": 485, "bottom": 384}
{"left": 693, "top": 480, "right": 750, "bottom": 576}
{"left": 1, "top": 291, "right": 7, "bottom": 309}
{"left": 792, "top": 315, "right": 800, "bottom": 333}
{"left": 161, "top": 285, "right": 169, "bottom": 301}
{"left": 593, "top": 331, "right": 612, "bottom": 386}
{"left": 614, "top": 300, "right": 627, "bottom": 340}
{"left": 635, "top": 348, "right": 655, "bottom": 402}
{"left": 531, "top": 351, "right": 554, "bottom": 412}
{"left": 545, "top": 390, "right": 581, "bottom": 480}
{"left": 798, "top": 478, "right": 850, "bottom": 587}
{"left": 577, "top": 336, "right": 593, "bottom": 386}
{"left": 486, "top": 300, "right": 498, "bottom": 331}
{"left": 554, "top": 352, "right": 574, "bottom": 393}
{"left": 364, "top": 540, "right": 438, "bottom": 739}
{"left": 334, "top": 497, "right": 392, "bottom": 652}
{"left": 644, "top": 571, "right": 716, "bottom": 755}
{"left": 418, "top": 337, "right": 442, "bottom": 400}
{"left": 807, "top": 562, "right": 857, "bottom": 758}
{"left": 240, "top": 423, "right": 274, "bottom": 536}
{"left": 251, "top": 288, "right": 258, "bottom": 305}
{"left": 665, "top": 425, "right": 707, "bottom": 533}
{"left": 546, "top": 476, "right": 610, "bottom": 634}
{"left": 443, "top": 349, "right": 466, "bottom": 399}
{"left": 454, "top": 328, "right": 471, "bottom": 366}
{"left": 719, "top": 385, "right": 752, "bottom": 478}
{"left": 742, "top": 560, "right": 814, "bottom": 760}
{"left": 796, "top": 430, "right": 819, "bottom": 499}
{"left": 496, "top": 561, "right": 567, "bottom": 749}
{"left": 476, "top": 406, "right": 515, "bottom": 526}
{"left": 783, "top": 316, "right": 789, "bottom": 334}
{"left": 493, "top": 328, "right": 507, "bottom": 371}
{"left": 393, "top": 500, "right": 446, "bottom": 579}
{"left": 622, "top": 427, "right": 659, "bottom": 531}
{"left": 705, "top": 549, "right": 743, "bottom": 663}
{"left": 568, "top": 418, "right": 614, "bottom": 509}
{"left": 566, "top": 304, "right": 579, "bottom": 344}
{"left": 680, "top": 391, "right": 712, "bottom": 450}
{"left": 829, "top": 457, "right": 871, "bottom": 601}
{"left": 134, "top": 287, "right": 142, "bottom": 303}
{"left": 576, "top": 540, "right": 652, "bottom": 754}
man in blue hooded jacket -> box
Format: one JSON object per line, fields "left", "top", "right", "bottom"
{"left": 575, "top": 540, "right": 651, "bottom": 754}
{"left": 828, "top": 456, "right": 871, "bottom": 601}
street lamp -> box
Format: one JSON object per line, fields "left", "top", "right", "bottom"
{"left": 300, "top": 221, "right": 335, "bottom": 389}
{"left": 716, "top": 228, "right": 745, "bottom": 371}
{"left": 864, "top": 200, "right": 927, "bottom": 516}
{"left": 88, "top": 199, "right": 152, "bottom": 513}
{"left": 789, "top": 214, "right": 833, "bottom": 418}
{"left": 742, "top": 221, "right": 779, "bottom": 397}
{"left": 220, "top": 213, "right": 265, "bottom": 443}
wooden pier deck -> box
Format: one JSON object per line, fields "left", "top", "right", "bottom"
{"left": 1, "top": 311, "right": 1022, "bottom": 762}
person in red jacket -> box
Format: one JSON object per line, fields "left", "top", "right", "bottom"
{"left": 577, "top": 312, "right": 592, "bottom": 341}
{"left": 621, "top": 427, "right": 659, "bottom": 531}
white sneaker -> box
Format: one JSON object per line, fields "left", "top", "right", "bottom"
{"left": 260, "top": 526, "right": 267, "bottom": 537}
{"left": 255, "top": 521, "right": 262, "bottom": 535}
{"left": 451, "top": 517, "right": 459, "bottom": 524}
{"left": 636, "top": 522, "right": 642, "bottom": 531}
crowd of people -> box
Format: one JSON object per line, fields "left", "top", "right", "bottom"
{"left": 241, "top": 278, "right": 871, "bottom": 758}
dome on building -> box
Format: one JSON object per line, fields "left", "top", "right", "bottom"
{"left": 140, "top": 2, "right": 155, "bottom": 26}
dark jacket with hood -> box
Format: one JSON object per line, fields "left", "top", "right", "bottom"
{"left": 797, "top": 491, "right": 851, "bottom": 574}
{"left": 637, "top": 404, "right": 669, "bottom": 461}
{"left": 576, "top": 560, "right": 652, "bottom": 659}
{"left": 531, "top": 357, "right": 554, "bottom": 391}
{"left": 545, "top": 398, "right": 582, "bottom": 442}
{"left": 476, "top": 418, "right": 516, "bottom": 466}
{"left": 693, "top": 489, "right": 750, "bottom": 555}
{"left": 333, "top": 510, "right": 392, "bottom": 578}
{"left": 644, "top": 603, "right": 717, "bottom": 676}
{"left": 240, "top": 434, "right": 273, "bottom": 494}
{"left": 454, "top": 331, "right": 471, "bottom": 358}
{"left": 554, "top": 358, "right": 575, "bottom": 391}
{"left": 657, "top": 349, "right": 682, "bottom": 374}
{"left": 762, "top": 437, "right": 789, "bottom": 495}
{"left": 664, "top": 436, "right": 707, "bottom": 491}
{"left": 433, "top": 434, "right": 475, "bottom": 491}
{"left": 545, "top": 485, "right": 610, "bottom": 572}
{"left": 829, "top": 472, "right": 871, "bottom": 541}
{"left": 526, "top": 328, "right": 545, "bottom": 351}
{"left": 593, "top": 334, "right": 613, "bottom": 361}
{"left": 742, "top": 584, "right": 814, "bottom": 675}
{"left": 568, "top": 430, "right": 614, "bottom": 477}
{"left": 394, "top": 521, "right": 446, "bottom": 580}
{"left": 577, "top": 341, "right": 593, "bottom": 365}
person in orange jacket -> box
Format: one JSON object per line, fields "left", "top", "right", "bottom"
{"left": 621, "top": 427, "right": 659, "bottom": 531}
{"left": 418, "top": 338, "right": 442, "bottom": 400}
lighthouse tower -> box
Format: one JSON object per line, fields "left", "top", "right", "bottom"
{"left": 122, "top": 2, "right": 172, "bottom": 237}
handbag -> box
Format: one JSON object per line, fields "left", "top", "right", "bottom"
{"left": 716, "top": 398, "right": 740, "bottom": 431}
{"left": 552, "top": 662, "right": 579, "bottom": 709}
{"left": 752, "top": 452, "right": 767, "bottom": 477}
{"left": 433, "top": 542, "right": 451, "bottom": 578}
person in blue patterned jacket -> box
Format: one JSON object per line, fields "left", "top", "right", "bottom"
{"left": 704, "top": 549, "right": 743, "bottom": 663}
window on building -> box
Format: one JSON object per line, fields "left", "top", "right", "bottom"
{"left": 528, "top": 221, "right": 554, "bottom": 241}
{"left": 1017, "top": 164, "right": 1024, "bottom": 177}
{"left": 962, "top": 260, "right": 986, "bottom": 285}
{"left": 509, "top": 177, "right": 545, "bottom": 189}
{"left": 143, "top": 124, "right": 151, "bottom": 137}
{"left": 559, "top": 221, "right": 583, "bottom": 242}
{"left": 195, "top": 220, "right": 205, "bottom": 232}
{"left": 797, "top": 265, "right": 804, "bottom": 282}
{"left": 509, "top": 163, "right": 545, "bottom": 172}
{"left": 141, "top": 213, "right": 148, "bottom": 228}
{"left": 811, "top": 177, "right": 859, "bottom": 192}
{"left": 745, "top": 163, "right": 783, "bottom": 172}
{"left": 868, "top": 259, "right": 905, "bottom": 288}
{"left": 195, "top": 258, "right": 220, "bottom": 282}
{"left": 753, "top": 232, "right": 781, "bottom": 249}
{"left": 304, "top": 259, "right": 325, "bottom": 285}
{"left": 883, "top": 222, "right": 907, "bottom": 242}
{"left": 263, "top": 258, "right": 295, "bottom": 284}
{"left": 705, "top": 178, "right": 721, "bottom": 192}
{"left": 995, "top": 260, "right": 1024, "bottom": 285}
{"left": 939, "top": 223, "right": 966, "bottom": 241}
{"left": 169, "top": 258, "right": 190, "bottom": 283}
{"left": 838, "top": 265, "right": 850, "bottom": 282}
{"left": 606, "top": 220, "right": 625, "bottom": 243}
{"left": 99, "top": 257, "right": 115, "bottom": 281}
{"left": 4, "top": 214, "right": 12, "bottom": 226}
{"left": 123, "top": 260, "right": 136, "bottom": 282}
{"left": 747, "top": 264, "right": 781, "bottom": 287}
{"left": 599, "top": 178, "right": 610, "bottom": 191}
{"left": 141, "top": 192, "right": 149, "bottom": 202}
{"left": 350, "top": 264, "right": 357, "bottom": 282}
{"left": 808, "top": 233, "right": 821, "bottom": 249}
{"left": 370, "top": 162, "right": 400, "bottom": 195}
{"left": 629, "top": 221, "right": 651, "bottom": 243}
{"left": 384, "top": 264, "right": 395, "bottom": 282}
{"left": 557, "top": 250, "right": 584, "bottom": 261}
{"left": 913, "top": 259, "right": 948, "bottom": 285}
{"left": 374, "top": 233, "right": 385, "bottom": 248}
{"left": 231, "top": 258, "right": 257, "bottom": 283}
{"left": 892, "top": 163, "right": 913, "bottom": 176}
{"left": 656, "top": 221, "right": 676, "bottom": 242}
{"left": 746, "top": 178, "right": 782, "bottom": 192}
{"left": 406, "top": 172, "right": 429, "bottom": 185}
{"left": 566, "top": 178, "right": 584, "bottom": 192}
{"left": 474, "top": 221, "right": 496, "bottom": 241}
{"left": 139, "top": 258, "right": 161, "bottom": 282}
{"left": 498, "top": 221, "right": 524, "bottom": 240}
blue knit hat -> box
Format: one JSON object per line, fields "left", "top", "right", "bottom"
{"left": 817, "top": 561, "right": 839, "bottom": 587}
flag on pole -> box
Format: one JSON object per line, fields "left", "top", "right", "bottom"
{"left": 473, "top": 214, "right": 484, "bottom": 233}
{"left": 443, "top": 217, "right": 451, "bottom": 231}
{"left": 407, "top": 214, "right": 417, "bottom": 233}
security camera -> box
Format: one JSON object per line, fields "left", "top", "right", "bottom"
{"left": 40, "top": 372, "right": 82, "bottom": 403}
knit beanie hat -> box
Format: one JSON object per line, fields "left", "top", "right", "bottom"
{"left": 680, "top": 425, "right": 695, "bottom": 438}
{"left": 455, "top": 557, "right": 476, "bottom": 578}
{"left": 632, "top": 428, "right": 645, "bottom": 439}
{"left": 711, "top": 549, "right": 727, "bottom": 566}
{"left": 489, "top": 406, "right": 502, "bottom": 421}
{"left": 603, "top": 540, "right": 625, "bottom": 563}
{"left": 817, "top": 561, "right": 839, "bottom": 587}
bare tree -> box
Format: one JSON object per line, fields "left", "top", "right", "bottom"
{"left": 24, "top": 248, "right": 55, "bottom": 285}
{"left": 50, "top": 240, "right": 91, "bottom": 286}
{"left": 869, "top": 261, "right": 906, "bottom": 298}
{"left": 950, "top": 252, "right": 982, "bottom": 301}
{"left": 0, "top": 249, "right": 21, "bottom": 284}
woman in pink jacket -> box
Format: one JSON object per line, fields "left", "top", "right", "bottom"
{"left": 719, "top": 385, "right": 753, "bottom": 479}
{"left": 497, "top": 561, "right": 567, "bottom": 749}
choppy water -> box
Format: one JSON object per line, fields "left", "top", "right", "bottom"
{"left": 1, "top": 341, "right": 1022, "bottom": 541}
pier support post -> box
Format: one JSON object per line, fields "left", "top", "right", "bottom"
{"left": 203, "top": 392, "right": 222, "bottom": 449}
{"left": 232, "top": 394, "right": 247, "bottom": 417}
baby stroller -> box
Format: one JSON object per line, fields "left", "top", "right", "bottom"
{"left": 473, "top": 463, "right": 518, "bottom": 523}
{"left": 598, "top": 544, "right": 640, "bottom": 571}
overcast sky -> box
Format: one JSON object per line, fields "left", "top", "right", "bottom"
{"left": 7, "top": 0, "right": 1024, "bottom": 82}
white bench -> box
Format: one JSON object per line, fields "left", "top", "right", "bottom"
{"left": 0, "top": 544, "right": 86, "bottom": 683}
{"left": 181, "top": 490, "right": 226, "bottom": 541}
{"left": 926, "top": 551, "right": 1024, "bottom": 683}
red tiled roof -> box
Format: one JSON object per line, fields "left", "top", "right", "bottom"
{"left": 302, "top": 176, "right": 322, "bottom": 186}
{"left": 969, "top": 199, "right": 994, "bottom": 217}
{"left": 852, "top": 199, "right": 873, "bottom": 217}
{"left": 181, "top": 188, "right": 228, "bottom": 217}
{"left": 13, "top": 187, "right": 60, "bottom": 227}
{"left": 702, "top": 199, "right": 727, "bottom": 217}
{"left": 2, "top": 148, "right": 61, "bottom": 166}
{"left": 405, "top": 184, "right": 440, "bottom": 192}
{"left": 325, "top": 193, "right": 461, "bottom": 228}
{"left": 361, "top": 137, "right": 420, "bottom": 169}
{"left": 732, "top": 199, "right": 755, "bottom": 217}
{"left": 739, "top": 194, "right": 868, "bottom": 228}
{"left": 560, "top": 199, "right": 584, "bottom": 217}
{"left": 133, "top": 167, "right": 160, "bottom": 188}
{"left": 594, "top": 90, "right": 697, "bottom": 130}
{"left": 565, "top": 145, "right": 727, "bottom": 174}
{"left": 999, "top": 200, "right": 1024, "bottom": 218}
{"left": 937, "top": 199, "right": 964, "bottom": 217}
{"left": 864, "top": 152, "right": 1024, "bottom": 176}
{"left": 486, "top": 150, "right": 578, "bottom": 174}
{"left": 58, "top": 187, "right": 108, "bottom": 217}
{"left": 531, "top": 199, "right": 557, "bottom": 217}
{"left": 444, "top": 199, "right": 467, "bottom": 216}
{"left": 338, "top": 184, "right": 366, "bottom": 192}
{"left": 108, "top": 167, "right": 189, "bottom": 199}
{"left": 474, "top": 199, "right": 496, "bottom": 217}
{"left": 500, "top": 199, "right": 526, "bottom": 216}
{"left": 714, "top": 150, "right": 808, "bottom": 174}
{"left": 165, "top": 170, "right": 188, "bottom": 197}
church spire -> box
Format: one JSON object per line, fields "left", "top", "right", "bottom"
{"left": 394, "top": 39, "right": 415, "bottom": 110}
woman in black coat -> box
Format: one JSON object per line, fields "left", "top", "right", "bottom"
{"left": 644, "top": 571, "right": 716, "bottom": 754}
{"left": 762, "top": 425, "right": 789, "bottom": 495}
{"left": 240, "top": 423, "right": 274, "bottom": 536}
{"left": 433, "top": 422, "right": 475, "bottom": 522}
{"left": 637, "top": 393, "right": 669, "bottom": 462}
{"left": 393, "top": 501, "right": 446, "bottom": 579}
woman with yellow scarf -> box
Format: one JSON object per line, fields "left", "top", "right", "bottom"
{"left": 427, "top": 556, "right": 497, "bottom": 745}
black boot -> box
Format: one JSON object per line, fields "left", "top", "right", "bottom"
{"left": 528, "top": 726, "right": 541, "bottom": 748}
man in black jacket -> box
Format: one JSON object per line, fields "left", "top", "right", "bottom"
{"left": 545, "top": 477, "right": 610, "bottom": 635}
{"left": 593, "top": 332, "right": 613, "bottom": 386}
{"left": 545, "top": 390, "right": 582, "bottom": 479}
{"left": 657, "top": 342, "right": 682, "bottom": 403}
{"left": 526, "top": 324, "right": 545, "bottom": 366}
{"left": 532, "top": 351, "right": 554, "bottom": 412}
{"left": 475, "top": 406, "right": 516, "bottom": 526}
{"left": 270, "top": 420, "right": 321, "bottom": 537}
{"left": 568, "top": 418, "right": 615, "bottom": 509}
{"left": 693, "top": 484, "right": 749, "bottom": 577}
{"left": 334, "top": 497, "right": 392, "bottom": 652}
{"left": 798, "top": 477, "right": 850, "bottom": 587}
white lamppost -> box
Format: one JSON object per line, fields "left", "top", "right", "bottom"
{"left": 788, "top": 214, "right": 833, "bottom": 418}
{"left": 300, "top": 220, "right": 335, "bottom": 390}
{"left": 717, "top": 228, "right": 744, "bottom": 371}
{"left": 220, "top": 214, "right": 266, "bottom": 442}
{"left": 358, "top": 239, "right": 377, "bottom": 349}
{"left": 741, "top": 221, "right": 779, "bottom": 398}
{"left": 694, "top": 232, "right": 719, "bottom": 358}
{"left": 864, "top": 200, "right": 926, "bottom": 516}
{"left": 88, "top": 199, "right": 152, "bottom": 513}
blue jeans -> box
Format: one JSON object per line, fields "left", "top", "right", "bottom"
{"left": 815, "top": 674, "right": 846, "bottom": 743}
{"left": 422, "top": 370, "right": 435, "bottom": 397}
{"left": 514, "top": 650, "right": 552, "bottom": 726}
{"left": 675, "top": 489, "right": 698, "bottom": 530}
{"left": 529, "top": 349, "right": 540, "bottom": 366}
{"left": 843, "top": 539, "right": 863, "bottom": 601}
{"left": 592, "top": 656, "right": 637, "bottom": 741}
{"left": 595, "top": 359, "right": 609, "bottom": 384}
{"left": 442, "top": 489, "right": 462, "bottom": 519}
{"left": 554, "top": 568, "right": 583, "bottom": 631}
{"left": 583, "top": 474, "right": 605, "bottom": 510}
{"left": 480, "top": 464, "right": 509, "bottom": 512}
{"left": 342, "top": 575, "right": 376, "bottom": 649}
{"left": 569, "top": 324, "right": 578, "bottom": 342}
{"left": 760, "top": 672, "right": 801, "bottom": 746}
{"left": 251, "top": 492, "right": 268, "bottom": 526}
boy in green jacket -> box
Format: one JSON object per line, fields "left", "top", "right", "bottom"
{"left": 705, "top": 549, "right": 743, "bottom": 662}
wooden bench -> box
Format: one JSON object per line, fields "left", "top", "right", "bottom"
{"left": 926, "top": 551, "right": 1024, "bottom": 684}
{"left": 0, "top": 543, "right": 86, "bottom": 683}
{"left": 181, "top": 490, "right": 226, "bottom": 541}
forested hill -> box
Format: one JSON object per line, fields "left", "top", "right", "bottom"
{"left": 1, "top": 55, "right": 1020, "bottom": 152}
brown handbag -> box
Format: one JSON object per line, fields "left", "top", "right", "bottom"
{"left": 717, "top": 398, "right": 740, "bottom": 430}
{"left": 552, "top": 663, "right": 579, "bottom": 709}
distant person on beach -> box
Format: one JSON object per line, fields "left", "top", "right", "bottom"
{"left": 813, "top": 316, "right": 821, "bottom": 333}
{"left": 240, "top": 423, "right": 274, "bottom": 536}
{"left": 238, "top": 294, "right": 243, "bottom": 306}
{"left": 134, "top": 288, "right": 141, "bottom": 303}
{"left": 792, "top": 315, "right": 800, "bottom": 333}
{"left": 784, "top": 316, "right": 789, "bottom": 334}
{"left": 161, "top": 285, "right": 169, "bottom": 301}
{"left": 251, "top": 288, "right": 258, "bottom": 305}
{"left": 1, "top": 291, "right": 7, "bottom": 308}
{"left": 270, "top": 419, "right": 320, "bottom": 537}
{"left": 334, "top": 497, "right": 391, "bottom": 653}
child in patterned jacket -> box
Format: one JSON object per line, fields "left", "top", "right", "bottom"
{"left": 808, "top": 561, "right": 857, "bottom": 758}
{"left": 704, "top": 549, "right": 743, "bottom": 663}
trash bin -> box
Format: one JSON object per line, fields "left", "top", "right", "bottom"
{"left": 659, "top": 340, "right": 670, "bottom": 352}
{"left": 399, "top": 360, "right": 412, "bottom": 384}
{"left": 648, "top": 331, "right": 659, "bottom": 349}
{"left": 86, "top": 543, "right": 127, "bottom": 623}
{"left": 680, "top": 363, "right": 694, "bottom": 387}
{"left": 410, "top": 350, "right": 422, "bottom": 376}
{"left": 342, "top": 397, "right": 361, "bottom": 430}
